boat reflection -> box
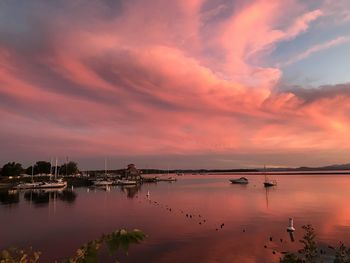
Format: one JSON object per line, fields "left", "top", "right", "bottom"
{"left": 0, "top": 189, "right": 19, "bottom": 205}
{"left": 120, "top": 184, "right": 141, "bottom": 198}
{"left": 23, "top": 188, "right": 77, "bottom": 206}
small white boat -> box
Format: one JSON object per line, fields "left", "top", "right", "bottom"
{"left": 93, "top": 180, "right": 113, "bottom": 186}
{"left": 114, "top": 179, "right": 137, "bottom": 185}
{"left": 230, "top": 177, "right": 249, "bottom": 184}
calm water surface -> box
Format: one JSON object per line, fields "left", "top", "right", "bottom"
{"left": 1, "top": 173, "right": 350, "bottom": 262}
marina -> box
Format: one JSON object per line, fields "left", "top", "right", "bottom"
{"left": 1, "top": 173, "right": 350, "bottom": 262}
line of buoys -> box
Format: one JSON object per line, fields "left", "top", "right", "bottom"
{"left": 139, "top": 193, "right": 214, "bottom": 230}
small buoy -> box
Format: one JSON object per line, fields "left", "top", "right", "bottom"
{"left": 264, "top": 245, "right": 267, "bottom": 248}
{"left": 146, "top": 190, "right": 150, "bottom": 197}
{"left": 269, "top": 237, "right": 273, "bottom": 242}
{"left": 280, "top": 238, "right": 283, "bottom": 243}
{"left": 243, "top": 229, "right": 245, "bottom": 232}
{"left": 287, "top": 218, "right": 295, "bottom": 232}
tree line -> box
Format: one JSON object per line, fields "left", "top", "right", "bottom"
{"left": 0, "top": 161, "right": 79, "bottom": 177}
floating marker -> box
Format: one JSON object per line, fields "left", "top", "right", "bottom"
{"left": 287, "top": 218, "right": 295, "bottom": 232}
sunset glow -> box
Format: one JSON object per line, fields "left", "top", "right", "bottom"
{"left": 1, "top": 0, "right": 350, "bottom": 168}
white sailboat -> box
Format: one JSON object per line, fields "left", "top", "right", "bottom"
{"left": 36, "top": 158, "right": 67, "bottom": 189}
{"left": 263, "top": 165, "right": 277, "bottom": 187}
{"left": 16, "top": 165, "right": 41, "bottom": 189}
{"left": 93, "top": 158, "right": 113, "bottom": 186}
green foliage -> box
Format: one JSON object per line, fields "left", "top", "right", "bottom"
{"left": 1, "top": 162, "right": 23, "bottom": 177}
{"left": 63, "top": 229, "right": 146, "bottom": 263}
{"left": 0, "top": 247, "right": 41, "bottom": 263}
{"left": 280, "top": 253, "right": 303, "bottom": 263}
{"left": 1, "top": 229, "right": 145, "bottom": 263}
{"left": 298, "top": 225, "right": 319, "bottom": 262}
{"left": 334, "top": 242, "right": 350, "bottom": 263}
{"left": 280, "top": 225, "right": 350, "bottom": 263}
{"left": 280, "top": 224, "right": 318, "bottom": 263}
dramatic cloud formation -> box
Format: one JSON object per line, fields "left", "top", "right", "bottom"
{"left": 0, "top": 0, "right": 350, "bottom": 168}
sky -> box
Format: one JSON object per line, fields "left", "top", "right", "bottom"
{"left": 1, "top": 0, "right": 350, "bottom": 170}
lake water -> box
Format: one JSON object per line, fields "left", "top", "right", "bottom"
{"left": 1, "top": 173, "right": 350, "bottom": 262}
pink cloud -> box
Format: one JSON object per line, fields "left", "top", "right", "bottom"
{"left": 0, "top": 0, "right": 349, "bottom": 167}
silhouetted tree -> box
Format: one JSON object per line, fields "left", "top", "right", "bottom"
{"left": 1, "top": 162, "right": 23, "bottom": 177}
{"left": 25, "top": 166, "right": 33, "bottom": 175}
{"left": 34, "top": 161, "right": 51, "bottom": 174}
{"left": 59, "top": 162, "right": 78, "bottom": 175}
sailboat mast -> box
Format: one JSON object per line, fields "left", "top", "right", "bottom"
{"left": 31, "top": 164, "right": 34, "bottom": 182}
{"left": 55, "top": 158, "right": 58, "bottom": 180}
{"left": 264, "top": 165, "right": 267, "bottom": 182}
{"left": 105, "top": 158, "right": 107, "bottom": 176}
{"left": 50, "top": 158, "right": 52, "bottom": 176}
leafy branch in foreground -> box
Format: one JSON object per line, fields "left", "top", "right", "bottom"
{"left": 0, "top": 229, "right": 146, "bottom": 263}
{"left": 0, "top": 247, "right": 41, "bottom": 263}
{"left": 280, "top": 224, "right": 350, "bottom": 263}
{"left": 63, "top": 229, "right": 146, "bottom": 263}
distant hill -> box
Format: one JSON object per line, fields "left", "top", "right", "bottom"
{"left": 298, "top": 163, "right": 350, "bottom": 171}
{"left": 265, "top": 163, "right": 350, "bottom": 172}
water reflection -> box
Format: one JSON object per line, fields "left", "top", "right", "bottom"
{"left": 120, "top": 184, "right": 141, "bottom": 198}
{"left": 0, "top": 190, "right": 19, "bottom": 205}
{"left": 23, "top": 189, "right": 77, "bottom": 206}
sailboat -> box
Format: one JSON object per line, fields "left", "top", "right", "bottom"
{"left": 36, "top": 158, "right": 67, "bottom": 189}
{"left": 93, "top": 158, "right": 113, "bottom": 186}
{"left": 16, "top": 165, "right": 41, "bottom": 189}
{"left": 263, "top": 165, "right": 277, "bottom": 187}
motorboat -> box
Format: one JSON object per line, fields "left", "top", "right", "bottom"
{"left": 264, "top": 180, "right": 277, "bottom": 187}
{"left": 114, "top": 179, "right": 137, "bottom": 185}
{"left": 230, "top": 177, "right": 249, "bottom": 184}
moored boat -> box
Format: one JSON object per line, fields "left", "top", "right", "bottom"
{"left": 16, "top": 182, "right": 42, "bottom": 189}
{"left": 263, "top": 165, "right": 277, "bottom": 187}
{"left": 93, "top": 179, "right": 113, "bottom": 186}
{"left": 35, "top": 179, "right": 67, "bottom": 189}
{"left": 114, "top": 179, "right": 137, "bottom": 185}
{"left": 230, "top": 177, "right": 249, "bottom": 184}
{"left": 264, "top": 180, "right": 277, "bottom": 187}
